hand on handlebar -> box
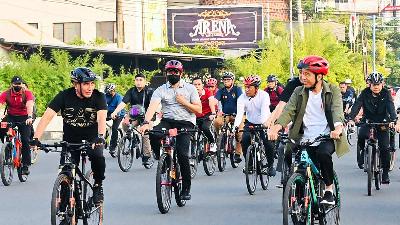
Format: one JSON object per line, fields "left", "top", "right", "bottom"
{"left": 267, "top": 124, "right": 282, "bottom": 141}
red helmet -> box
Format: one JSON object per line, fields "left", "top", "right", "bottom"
{"left": 243, "top": 75, "right": 261, "bottom": 87}
{"left": 297, "top": 55, "right": 329, "bottom": 75}
{"left": 165, "top": 60, "right": 183, "bottom": 72}
{"left": 206, "top": 78, "right": 218, "bottom": 87}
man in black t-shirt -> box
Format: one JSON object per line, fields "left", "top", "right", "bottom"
{"left": 32, "top": 67, "right": 107, "bottom": 205}
{"left": 111, "top": 73, "right": 154, "bottom": 165}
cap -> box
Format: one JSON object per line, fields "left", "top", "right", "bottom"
{"left": 11, "top": 76, "right": 23, "bottom": 84}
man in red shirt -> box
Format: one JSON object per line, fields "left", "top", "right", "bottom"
{"left": 0, "top": 76, "right": 35, "bottom": 175}
{"left": 193, "top": 77, "right": 217, "bottom": 153}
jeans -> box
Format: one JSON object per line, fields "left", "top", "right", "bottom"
{"left": 110, "top": 117, "right": 122, "bottom": 150}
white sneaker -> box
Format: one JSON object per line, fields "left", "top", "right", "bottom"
{"left": 210, "top": 143, "right": 217, "bottom": 153}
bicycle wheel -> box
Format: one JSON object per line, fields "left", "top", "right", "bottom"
{"left": 174, "top": 163, "right": 186, "bottom": 207}
{"left": 367, "top": 145, "right": 373, "bottom": 196}
{"left": 83, "top": 171, "right": 103, "bottom": 225}
{"left": 51, "top": 174, "right": 76, "bottom": 225}
{"left": 189, "top": 140, "right": 198, "bottom": 179}
{"left": 117, "top": 136, "right": 134, "bottom": 172}
{"left": 0, "top": 143, "right": 14, "bottom": 186}
{"left": 259, "top": 149, "right": 269, "bottom": 191}
{"left": 202, "top": 139, "right": 216, "bottom": 176}
{"left": 245, "top": 145, "right": 257, "bottom": 195}
{"left": 156, "top": 153, "right": 173, "bottom": 214}
{"left": 217, "top": 134, "right": 227, "bottom": 172}
{"left": 374, "top": 151, "right": 381, "bottom": 191}
{"left": 283, "top": 172, "right": 307, "bottom": 225}
{"left": 229, "top": 136, "right": 239, "bottom": 168}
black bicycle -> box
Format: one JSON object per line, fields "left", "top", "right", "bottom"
{"left": 275, "top": 132, "right": 291, "bottom": 189}
{"left": 217, "top": 113, "right": 238, "bottom": 171}
{"left": 239, "top": 124, "right": 270, "bottom": 195}
{"left": 105, "top": 117, "right": 123, "bottom": 158}
{"left": 40, "top": 141, "right": 103, "bottom": 225}
{"left": 148, "top": 128, "right": 197, "bottom": 214}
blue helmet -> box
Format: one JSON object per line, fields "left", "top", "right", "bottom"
{"left": 70, "top": 67, "right": 97, "bottom": 83}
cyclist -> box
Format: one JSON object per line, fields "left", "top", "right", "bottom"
{"left": 214, "top": 71, "right": 244, "bottom": 163}
{"left": 31, "top": 67, "right": 107, "bottom": 205}
{"left": 234, "top": 75, "right": 275, "bottom": 176}
{"left": 139, "top": 60, "right": 201, "bottom": 201}
{"left": 192, "top": 77, "right": 217, "bottom": 153}
{"left": 0, "top": 76, "right": 35, "bottom": 175}
{"left": 206, "top": 77, "right": 219, "bottom": 96}
{"left": 268, "top": 55, "right": 349, "bottom": 205}
{"left": 348, "top": 72, "right": 396, "bottom": 183}
{"left": 104, "top": 83, "right": 125, "bottom": 155}
{"left": 345, "top": 78, "right": 357, "bottom": 99}
{"left": 111, "top": 73, "right": 154, "bottom": 165}
{"left": 264, "top": 74, "right": 284, "bottom": 112}
{"left": 339, "top": 81, "right": 354, "bottom": 116}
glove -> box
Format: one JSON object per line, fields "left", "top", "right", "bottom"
{"left": 93, "top": 134, "right": 106, "bottom": 146}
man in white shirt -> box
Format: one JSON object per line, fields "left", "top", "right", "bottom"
{"left": 234, "top": 75, "right": 275, "bottom": 176}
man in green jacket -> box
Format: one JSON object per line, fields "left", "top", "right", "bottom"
{"left": 268, "top": 55, "right": 349, "bottom": 205}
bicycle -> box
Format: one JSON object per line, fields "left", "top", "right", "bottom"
{"left": 356, "top": 121, "right": 391, "bottom": 196}
{"left": 283, "top": 135, "right": 340, "bottom": 225}
{"left": 0, "top": 121, "right": 29, "bottom": 186}
{"left": 274, "top": 132, "right": 291, "bottom": 189}
{"left": 344, "top": 118, "right": 356, "bottom": 146}
{"left": 117, "top": 116, "right": 154, "bottom": 172}
{"left": 105, "top": 117, "right": 123, "bottom": 158}
{"left": 216, "top": 113, "right": 238, "bottom": 171}
{"left": 239, "top": 125, "right": 270, "bottom": 195}
{"left": 189, "top": 120, "right": 217, "bottom": 178}
{"left": 148, "top": 128, "right": 197, "bottom": 214}
{"left": 39, "top": 141, "right": 103, "bottom": 225}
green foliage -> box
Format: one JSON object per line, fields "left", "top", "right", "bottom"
{"left": 154, "top": 44, "right": 223, "bottom": 56}
{"left": 68, "top": 37, "right": 86, "bottom": 46}
{"left": 90, "top": 37, "right": 109, "bottom": 47}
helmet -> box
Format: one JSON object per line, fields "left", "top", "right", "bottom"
{"left": 165, "top": 60, "right": 183, "bottom": 72}
{"left": 129, "top": 105, "right": 145, "bottom": 119}
{"left": 206, "top": 78, "right": 218, "bottom": 87}
{"left": 297, "top": 56, "right": 329, "bottom": 75}
{"left": 243, "top": 75, "right": 262, "bottom": 87}
{"left": 104, "top": 83, "right": 116, "bottom": 94}
{"left": 369, "top": 72, "right": 384, "bottom": 84}
{"left": 222, "top": 71, "right": 235, "bottom": 80}
{"left": 267, "top": 74, "right": 277, "bottom": 82}
{"left": 70, "top": 67, "right": 97, "bottom": 83}
{"left": 345, "top": 79, "right": 352, "bottom": 84}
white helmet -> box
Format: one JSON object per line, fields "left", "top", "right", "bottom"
{"left": 345, "top": 79, "right": 352, "bottom": 84}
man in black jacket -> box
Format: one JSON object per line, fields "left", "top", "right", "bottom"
{"left": 348, "top": 72, "right": 396, "bottom": 184}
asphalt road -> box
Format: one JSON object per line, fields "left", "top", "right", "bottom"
{"left": 0, "top": 142, "right": 399, "bottom": 225}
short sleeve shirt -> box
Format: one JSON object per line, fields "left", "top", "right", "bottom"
{"left": 48, "top": 88, "right": 107, "bottom": 142}
{"left": 215, "top": 86, "right": 242, "bottom": 114}
{"left": 122, "top": 87, "right": 153, "bottom": 110}
{"left": 151, "top": 81, "right": 200, "bottom": 125}
{"left": 0, "top": 89, "right": 34, "bottom": 116}
{"left": 196, "top": 88, "right": 213, "bottom": 118}
{"left": 280, "top": 77, "right": 302, "bottom": 103}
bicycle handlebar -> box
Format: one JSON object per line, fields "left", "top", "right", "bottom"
{"left": 145, "top": 128, "right": 198, "bottom": 137}
{"left": 39, "top": 141, "right": 92, "bottom": 153}
{"left": 238, "top": 124, "right": 266, "bottom": 132}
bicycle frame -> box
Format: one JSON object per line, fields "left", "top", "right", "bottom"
{"left": 1, "top": 122, "right": 23, "bottom": 168}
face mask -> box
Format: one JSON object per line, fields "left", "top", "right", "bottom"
{"left": 167, "top": 75, "right": 180, "bottom": 85}
{"left": 13, "top": 86, "right": 22, "bottom": 92}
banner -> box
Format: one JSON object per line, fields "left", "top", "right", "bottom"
{"left": 167, "top": 6, "right": 263, "bottom": 49}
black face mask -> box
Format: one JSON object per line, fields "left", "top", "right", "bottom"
{"left": 13, "top": 86, "right": 22, "bottom": 92}
{"left": 167, "top": 75, "right": 180, "bottom": 85}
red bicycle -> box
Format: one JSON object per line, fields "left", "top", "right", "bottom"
{"left": 0, "top": 121, "right": 28, "bottom": 186}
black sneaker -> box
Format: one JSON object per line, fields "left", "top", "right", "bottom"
{"left": 180, "top": 188, "right": 191, "bottom": 200}
{"left": 382, "top": 171, "right": 390, "bottom": 184}
{"left": 21, "top": 165, "right": 30, "bottom": 175}
{"left": 243, "top": 166, "right": 254, "bottom": 174}
{"left": 142, "top": 155, "right": 150, "bottom": 165}
{"left": 268, "top": 165, "right": 276, "bottom": 177}
{"left": 234, "top": 154, "right": 242, "bottom": 164}
{"left": 109, "top": 148, "right": 116, "bottom": 156}
{"left": 321, "top": 191, "right": 335, "bottom": 205}
{"left": 92, "top": 184, "right": 104, "bottom": 205}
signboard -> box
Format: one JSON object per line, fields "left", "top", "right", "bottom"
{"left": 382, "top": 4, "right": 400, "bottom": 11}
{"left": 167, "top": 6, "right": 263, "bottom": 49}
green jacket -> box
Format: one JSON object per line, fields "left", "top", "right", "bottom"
{"left": 276, "top": 81, "right": 350, "bottom": 157}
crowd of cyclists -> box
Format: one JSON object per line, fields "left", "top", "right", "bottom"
{"left": 1, "top": 54, "right": 400, "bottom": 223}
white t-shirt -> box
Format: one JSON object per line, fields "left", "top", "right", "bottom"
{"left": 234, "top": 90, "right": 271, "bottom": 127}
{"left": 302, "top": 90, "right": 330, "bottom": 144}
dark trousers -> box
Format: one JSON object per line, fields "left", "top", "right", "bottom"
{"left": 241, "top": 122, "right": 274, "bottom": 167}
{"left": 6, "top": 115, "right": 31, "bottom": 166}
{"left": 110, "top": 117, "right": 122, "bottom": 150}
{"left": 357, "top": 124, "right": 390, "bottom": 171}
{"left": 196, "top": 116, "right": 215, "bottom": 143}
{"left": 150, "top": 119, "right": 193, "bottom": 190}
{"left": 389, "top": 130, "right": 395, "bottom": 151}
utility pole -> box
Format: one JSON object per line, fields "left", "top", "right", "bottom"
{"left": 116, "top": 0, "right": 124, "bottom": 48}
{"left": 297, "top": 0, "right": 305, "bottom": 39}
{"left": 290, "top": 0, "right": 294, "bottom": 78}
{"left": 142, "top": 0, "right": 145, "bottom": 50}
{"left": 266, "top": 0, "right": 271, "bottom": 39}
{"left": 372, "top": 15, "right": 376, "bottom": 72}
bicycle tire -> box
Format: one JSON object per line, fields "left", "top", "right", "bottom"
{"left": 245, "top": 145, "right": 257, "bottom": 195}
{"left": 202, "top": 138, "right": 216, "bottom": 176}
{"left": 229, "top": 136, "right": 239, "bottom": 168}
{"left": 217, "top": 134, "right": 227, "bottom": 172}
{"left": 156, "top": 153, "right": 172, "bottom": 214}
{"left": 283, "top": 172, "right": 307, "bottom": 225}
{"left": 0, "top": 143, "right": 14, "bottom": 186}
{"left": 83, "top": 171, "right": 103, "bottom": 225}
{"left": 259, "top": 148, "right": 269, "bottom": 191}
{"left": 190, "top": 140, "right": 198, "bottom": 179}
{"left": 174, "top": 163, "right": 186, "bottom": 207}
{"left": 367, "top": 145, "right": 373, "bottom": 196}
{"left": 374, "top": 151, "right": 381, "bottom": 191}
{"left": 117, "top": 136, "right": 134, "bottom": 172}
{"left": 51, "top": 174, "right": 76, "bottom": 225}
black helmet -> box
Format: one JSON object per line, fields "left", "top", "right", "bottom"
{"left": 104, "top": 83, "right": 116, "bottom": 94}
{"left": 267, "top": 74, "right": 277, "bottom": 82}
{"left": 70, "top": 67, "right": 97, "bottom": 83}
{"left": 368, "top": 72, "right": 383, "bottom": 84}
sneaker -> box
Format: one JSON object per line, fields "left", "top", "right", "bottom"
{"left": 92, "top": 184, "right": 104, "bottom": 205}
{"left": 234, "top": 154, "right": 242, "bottom": 163}
{"left": 267, "top": 165, "right": 276, "bottom": 177}
{"left": 320, "top": 190, "right": 335, "bottom": 205}
{"left": 210, "top": 143, "right": 217, "bottom": 154}
{"left": 180, "top": 188, "right": 191, "bottom": 200}
{"left": 109, "top": 148, "right": 116, "bottom": 156}
{"left": 242, "top": 166, "right": 254, "bottom": 174}
{"left": 142, "top": 155, "right": 150, "bottom": 165}
{"left": 21, "top": 165, "right": 30, "bottom": 175}
{"left": 382, "top": 171, "right": 390, "bottom": 184}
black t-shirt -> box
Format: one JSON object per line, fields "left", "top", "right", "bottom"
{"left": 48, "top": 88, "right": 107, "bottom": 142}
{"left": 122, "top": 87, "right": 153, "bottom": 110}
{"left": 280, "top": 77, "right": 302, "bottom": 103}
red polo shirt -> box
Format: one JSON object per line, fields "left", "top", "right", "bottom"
{"left": 196, "top": 88, "right": 213, "bottom": 118}
{"left": 0, "top": 89, "right": 34, "bottom": 116}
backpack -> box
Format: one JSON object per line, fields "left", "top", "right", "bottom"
{"left": 5, "top": 88, "right": 37, "bottom": 120}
